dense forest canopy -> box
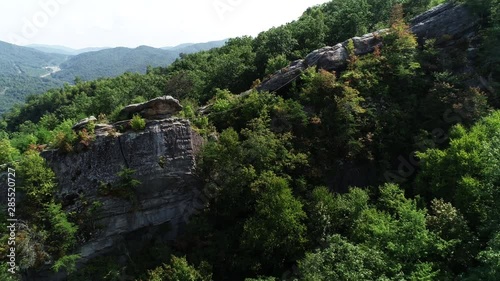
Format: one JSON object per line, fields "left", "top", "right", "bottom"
{"left": 1, "top": 0, "right": 500, "bottom": 280}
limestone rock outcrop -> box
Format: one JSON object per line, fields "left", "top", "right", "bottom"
{"left": 257, "top": 2, "right": 480, "bottom": 93}
{"left": 119, "top": 95, "right": 183, "bottom": 120}
{"left": 36, "top": 117, "right": 203, "bottom": 280}
{"left": 72, "top": 116, "right": 97, "bottom": 131}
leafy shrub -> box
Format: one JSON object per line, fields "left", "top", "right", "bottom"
{"left": 146, "top": 256, "right": 211, "bottom": 281}
{"left": 52, "top": 254, "right": 80, "bottom": 274}
{"left": 265, "top": 54, "right": 289, "bottom": 76}
{"left": 78, "top": 129, "right": 95, "bottom": 147}
{"left": 99, "top": 167, "right": 141, "bottom": 204}
{"left": 15, "top": 150, "right": 56, "bottom": 207}
{"left": 52, "top": 119, "right": 77, "bottom": 153}
{"left": 130, "top": 114, "right": 146, "bottom": 131}
{"left": 46, "top": 203, "right": 78, "bottom": 255}
{"left": 0, "top": 139, "right": 20, "bottom": 164}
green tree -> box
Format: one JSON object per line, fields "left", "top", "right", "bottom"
{"left": 0, "top": 139, "right": 20, "bottom": 164}
{"left": 264, "top": 54, "right": 289, "bottom": 76}
{"left": 417, "top": 111, "right": 500, "bottom": 237}
{"left": 463, "top": 232, "right": 500, "bottom": 281}
{"left": 307, "top": 186, "right": 369, "bottom": 244}
{"left": 241, "top": 172, "right": 307, "bottom": 274}
{"left": 146, "top": 256, "right": 211, "bottom": 281}
{"left": 352, "top": 183, "right": 438, "bottom": 279}
{"left": 289, "top": 7, "right": 327, "bottom": 57}
{"left": 187, "top": 115, "right": 308, "bottom": 279}
{"left": 299, "top": 235, "right": 387, "bottom": 281}
{"left": 253, "top": 26, "right": 298, "bottom": 76}
{"left": 15, "top": 150, "right": 56, "bottom": 209}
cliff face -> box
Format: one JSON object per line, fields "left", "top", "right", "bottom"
{"left": 257, "top": 2, "right": 480, "bottom": 93}
{"left": 35, "top": 116, "right": 203, "bottom": 279}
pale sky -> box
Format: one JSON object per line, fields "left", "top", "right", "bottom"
{"left": 0, "top": 0, "right": 331, "bottom": 49}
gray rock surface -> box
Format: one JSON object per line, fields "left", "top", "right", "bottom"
{"left": 119, "top": 95, "right": 183, "bottom": 120}
{"left": 410, "top": 2, "right": 479, "bottom": 41}
{"left": 37, "top": 117, "right": 203, "bottom": 279}
{"left": 257, "top": 3, "right": 479, "bottom": 93}
{"left": 72, "top": 116, "right": 97, "bottom": 131}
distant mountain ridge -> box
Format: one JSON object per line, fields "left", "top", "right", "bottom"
{"left": 0, "top": 39, "right": 227, "bottom": 114}
{"left": 27, "top": 44, "right": 109, "bottom": 55}
{"left": 162, "top": 39, "right": 228, "bottom": 52}
{"left": 27, "top": 39, "right": 228, "bottom": 56}
{"left": 51, "top": 39, "right": 227, "bottom": 82}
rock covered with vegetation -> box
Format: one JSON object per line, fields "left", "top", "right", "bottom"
{"left": 1, "top": 0, "right": 500, "bottom": 280}
{"left": 32, "top": 116, "right": 203, "bottom": 280}
{"left": 258, "top": 2, "right": 479, "bottom": 93}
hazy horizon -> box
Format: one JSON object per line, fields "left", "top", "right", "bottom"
{"left": 0, "top": 0, "right": 331, "bottom": 49}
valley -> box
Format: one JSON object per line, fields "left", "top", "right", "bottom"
{"left": 40, "top": 66, "right": 61, "bottom": 78}
{"left": 0, "top": 39, "right": 226, "bottom": 114}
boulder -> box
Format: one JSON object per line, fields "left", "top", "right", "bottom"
{"left": 257, "top": 59, "right": 306, "bottom": 92}
{"left": 305, "top": 43, "right": 349, "bottom": 71}
{"left": 72, "top": 116, "right": 97, "bottom": 131}
{"left": 119, "top": 96, "right": 183, "bottom": 120}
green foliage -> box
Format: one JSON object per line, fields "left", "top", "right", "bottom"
{"left": 352, "top": 184, "right": 437, "bottom": 278}
{"left": 186, "top": 115, "right": 308, "bottom": 279}
{"left": 307, "top": 187, "right": 369, "bottom": 243}
{"left": 426, "top": 199, "right": 478, "bottom": 276}
{"left": 146, "top": 256, "right": 211, "bottom": 281}
{"left": 241, "top": 172, "right": 307, "bottom": 272}
{"left": 15, "top": 150, "right": 56, "bottom": 207}
{"left": 0, "top": 138, "right": 20, "bottom": 164}
{"left": 245, "top": 277, "right": 276, "bottom": 281}
{"left": 0, "top": 263, "right": 20, "bottom": 281}
{"left": 45, "top": 202, "right": 78, "bottom": 255}
{"left": 299, "top": 234, "right": 387, "bottom": 281}
{"left": 253, "top": 26, "right": 297, "bottom": 76}
{"left": 130, "top": 114, "right": 146, "bottom": 131}
{"left": 469, "top": 0, "right": 500, "bottom": 97}
{"left": 264, "top": 54, "right": 290, "bottom": 76}
{"left": 463, "top": 232, "right": 500, "bottom": 281}
{"left": 99, "top": 167, "right": 141, "bottom": 203}
{"left": 52, "top": 254, "right": 80, "bottom": 274}
{"left": 51, "top": 119, "right": 77, "bottom": 153}
{"left": 417, "top": 111, "right": 500, "bottom": 237}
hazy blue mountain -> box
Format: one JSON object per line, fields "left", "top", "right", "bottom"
{"left": 27, "top": 44, "right": 109, "bottom": 55}
{"left": 52, "top": 40, "right": 228, "bottom": 82}
{"left": 162, "top": 39, "right": 227, "bottom": 52}
{"left": 162, "top": 43, "right": 193, "bottom": 50}
{"left": 51, "top": 45, "right": 180, "bottom": 82}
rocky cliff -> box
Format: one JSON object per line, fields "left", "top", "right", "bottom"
{"left": 29, "top": 98, "right": 204, "bottom": 280}
{"left": 257, "top": 2, "right": 480, "bottom": 93}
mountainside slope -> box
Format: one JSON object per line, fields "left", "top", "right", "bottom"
{"left": 0, "top": 41, "right": 67, "bottom": 76}
{"left": 51, "top": 40, "right": 227, "bottom": 82}
{"left": 51, "top": 46, "right": 178, "bottom": 82}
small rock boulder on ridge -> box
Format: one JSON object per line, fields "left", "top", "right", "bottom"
{"left": 119, "top": 95, "right": 183, "bottom": 120}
